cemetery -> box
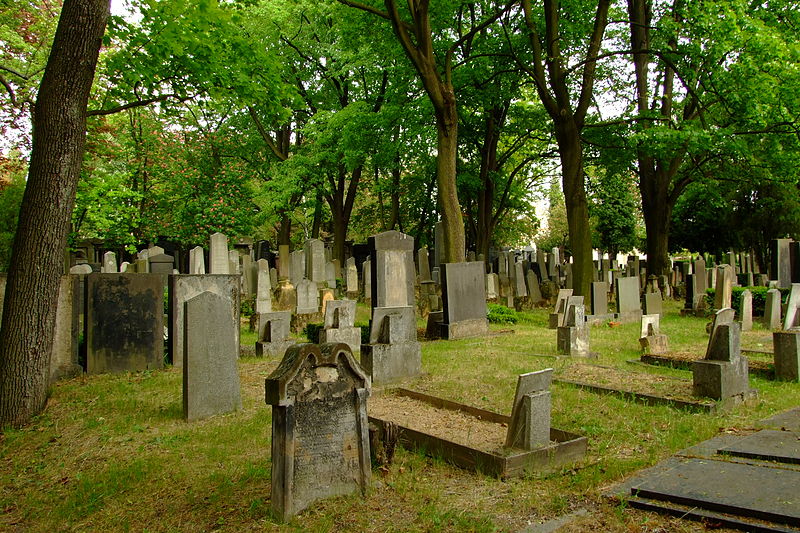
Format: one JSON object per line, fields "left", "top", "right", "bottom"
{"left": 3, "top": 1, "right": 800, "bottom": 532}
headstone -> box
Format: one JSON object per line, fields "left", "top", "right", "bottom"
{"left": 417, "top": 247, "right": 432, "bottom": 282}
{"left": 714, "top": 265, "right": 734, "bottom": 310}
{"left": 513, "top": 262, "right": 527, "bottom": 298}
{"left": 325, "top": 261, "right": 337, "bottom": 289}
{"left": 241, "top": 255, "right": 256, "bottom": 297}
{"left": 304, "top": 239, "right": 326, "bottom": 284}
{"left": 265, "top": 343, "right": 370, "bottom": 521}
{"left": 362, "top": 258, "right": 371, "bottom": 306}
{"left": 49, "top": 276, "right": 81, "bottom": 383}
{"left": 764, "top": 288, "right": 782, "bottom": 330}
{"left": 549, "top": 289, "right": 574, "bottom": 328}
{"left": 361, "top": 306, "right": 421, "bottom": 384}
{"left": 643, "top": 291, "right": 663, "bottom": 317}
{"left": 440, "top": 261, "right": 489, "bottom": 339}
{"left": 505, "top": 369, "right": 553, "bottom": 450}
{"left": 270, "top": 267, "right": 278, "bottom": 288}
{"left": 615, "top": 276, "right": 643, "bottom": 323}
{"left": 189, "top": 246, "right": 206, "bottom": 274}
{"left": 639, "top": 314, "right": 668, "bottom": 355}
{"left": 783, "top": 283, "right": 800, "bottom": 330}
{"left": 526, "top": 271, "right": 543, "bottom": 305}
{"left": 486, "top": 273, "right": 499, "bottom": 300}
{"left": 557, "top": 296, "right": 591, "bottom": 357}
{"left": 369, "top": 231, "right": 415, "bottom": 309}
{"left": 693, "top": 308, "right": 750, "bottom": 401}
{"left": 771, "top": 238, "right": 792, "bottom": 288}
{"left": 149, "top": 252, "right": 174, "bottom": 274}
{"left": 290, "top": 250, "right": 305, "bottom": 285}
{"left": 319, "top": 300, "right": 361, "bottom": 354}
{"left": 740, "top": 289, "right": 753, "bottom": 332}
{"left": 209, "top": 232, "right": 230, "bottom": 274}
{"left": 169, "top": 275, "right": 239, "bottom": 367}
{"left": 101, "top": 251, "right": 117, "bottom": 273}
{"left": 590, "top": 281, "right": 609, "bottom": 315}
{"left": 295, "top": 279, "right": 319, "bottom": 315}
{"left": 183, "top": 291, "right": 241, "bottom": 421}
{"left": 773, "top": 331, "right": 800, "bottom": 382}
{"left": 345, "top": 257, "right": 359, "bottom": 295}
{"left": 70, "top": 264, "right": 93, "bottom": 274}
{"left": 433, "top": 221, "right": 444, "bottom": 268}
{"left": 86, "top": 274, "right": 164, "bottom": 374}
{"left": 255, "top": 311, "right": 293, "bottom": 357}
{"left": 228, "top": 250, "right": 239, "bottom": 275}
{"left": 256, "top": 259, "right": 272, "bottom": 314}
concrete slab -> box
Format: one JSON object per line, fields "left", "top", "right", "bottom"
{"left": 758, "top": 408, "right": 800, "bottom": 432}
{"left": 718, "top": 430, "right": 800, "bottom": 465}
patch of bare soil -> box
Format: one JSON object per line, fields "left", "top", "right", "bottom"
{"left": 558, "top": 363, "right": 696, "bottom": 401}
{"left": 369, "top": 394, "right": 509, "bottom": 453}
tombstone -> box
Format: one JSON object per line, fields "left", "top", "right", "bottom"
{"left": 368, "top": 231, "right": 415, "bottom": 308}
{"left": 362, "top": 258, "right": 371, "bottom": 306}
{"left": 536, "top": 250, "right": 548, "bottom": 284}
{"left": 513, "top": 262, "right": 527, "bottom": 298}
{"left": 692, "top": 308, "right": 750, "bottom": 401}
{"left": 440, "top": 262, "right": 489, "bottom": 339}
{"left": 270, "top": 267, "right": 278, "bottom": 288}
{"left": 255, "top": 311, "right": 293, "bottom": 357}
{"left": 70, "top": 264, "right": 93, "bottom": 275}
{"left": 615, "top": 276, "right": 643, "bottom": 323}
{"left": 770, "top": 238, "right": 793, "bottom": 288}
{"left": 295, "top": 279, "right": 319, "bottom": 315}
{"left": 590, "top": 281, "right": 609, "bottom": 316}
{"left": 183, "top": 291, "right": 241, "bottom": 421}
{"left": 639, "top": 314, "right": 668, "bottom": 355}
{"left": 147, "top": 252, "right": 174, "bottom": 275}
{"left": 290, "top": 250, "right": 305, "bottom": 285}
{"left": 101, "top": 251, "right": 117, "bottom": 273}
{"left": 319, "top": 300, "right": 361, "bottom": 354}
{"left": 486, "top": 273, "right": 499, "bottom": 300}
{"left": 763, "top": 288, "right": 781, "bottom": 330}
{"left": 557, "top": 297, "right": 592, "bottom": 357}
{"left": 256, "top": 259, "right": 272, "bottom": 314}
{"left": 86, "top": 274, "right": 165, "bottom": 374}
{"left": 228, "top": 250, "right": 240, "bottom": 275}
{"left": 304, "top": 239, "right": 326, "bottom": 284}
{"left": 773, "top": 331, "right": 800, "bottom": 382}
{"left": 241, "top": 255, "right": 256, "bottom": 297}
{"left": 331, "top": 258, "right": 341, "bottom": 281}
{"left": 169, "top": 275, "right": 239, "bottom": 368}
{"left": 739, "top": 289, "right": 753, "bottom": 332}
{"left": 505, "top": 369, "right": 553, "bottom": 450}
{"left": 209, "top": 232, "right": 230, "bottom": 274}
{"left": 643, "top": 291, "right": 663, "bottom": 317}
{"left": 549, "top": 289, "right": 574, "bottom": 329}
{"left": 322, "top": 261, "right": 335, "bottom": 290}
{"left": 783, "top": 283, "right": 800, "bottom": 331}
{"left": 265, "top": 343, "right": 370, "bottom": 521}
{"left": 694, "top": 258, "right": 707, "bottom": 292}
{"left": 278, "top": 244, "right": 290, "bottom": 280}
{"left": 361, "top": 306, "right": 421, "bottom": 384}
{"left": 526, "top": 271, "right": 543, "bottom": 305}
{"left": 417, "top": 247, "right": 432, "bottom": 282}
{"left": 48, "top": 276, "right": 81, "bottom": 383}
{"left": 189, "top": 246, "right": 206, "bottom": 274}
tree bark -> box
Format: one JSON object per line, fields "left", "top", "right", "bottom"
{"left": 0, "top": 0, "right": 110, "bottom": 428}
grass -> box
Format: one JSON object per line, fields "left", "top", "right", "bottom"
{"left": 1, "top": 299, "right": 797, "bottom": 532}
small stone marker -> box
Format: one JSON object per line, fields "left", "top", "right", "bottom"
{"left": 361, "top": 306, "right": 421, "bottom": 384}
{"left": 486, "top": 273, "right": 498, "bottom": 300}
{"left": 102, "top": 251, "right": 117, "bottom": 273}
{"left": 209, "top": 232, "right": 230, "bottom": 274}
{"left": 345, "top": 257, "right": 358, "bottom": 295}
{"left": 266, "top": 343, "right": 370, "bottom": 521}
{"left": 764, "top": 288, "right": 782, "bottom": 330}
{"left": 783, "top": 283, "right": 800, "bottom": 330}
{"left": 549, "top": 289, "right": 573, "bottom": 329}
{"left": 255, "top": 311, "right": 293, "bottom": 357}
{"left": 639, "top": 314, "right": 668, "bottom": 355}
{"left": 319, "top": 300, "right": 361, "bottom": 354}
{"left": 557, "top": 297, "right": 592, "bottom": 357}
{"left": 773, "top": 330, "right": 800, "bottom": 382}
{"left": 183, "top": 291, "right": 242, "bottom": 421}
{"left": 693, "top": 308, "right": 750, "bottom": 401}
{"left": 505, "top": 369, "right": 553, "bottom": 450}
{"left": 739, "top": 289, "right": 753, "bottom": 332}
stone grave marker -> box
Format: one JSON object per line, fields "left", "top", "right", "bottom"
{"left": 505, "top": 369, "right": 553, "bottom": 450}
{"left": 639, "top": 314, "right": 668, "bottom": 354}
{"left": 290, "top": 250, "right": 305, "bottom": 285}
{"left": 189, "top": 246, "right": 205, "bottom": 274}
{"left": 615, "top": 276, "right": 643, "bottom": 323}
{"left": 209, "top": 232, "right": 230, "bottom": 274}
{"left": 693, "top": 308, "right": 750, "bottom": 401}
{"left": 86, "top": 273, "right": 164, "bottom": 374}
{"left": 783, "top": 283, "right": 800, "bottom": 330}
{"left": 417, "top": 246, "right": 432, "bottom": 282}
{"left": 256, "top": 311, "right": 293, "bottom": 357}
{"left": 643, "top": 291, "right": 663, "bottom": 317}
{"left": 513, "top": 262, "right": 527, "bottom": 298}
{"left": 764, "top": 288, "right": 782, "bottom": 330}
{"left": 714, "top": 265, "right": 733, "bottom": 309}
{"left": 304, "top": 238, "right": 326, "bottom": 284}
{"left": 242, "top": 255, "right": 256, "bottom": 297}
{"left": 363, "top": 258, "right": 371, "bottom": 306}
{"left": 440, "top": 261, "right": 489, "bottom": 339}
{"left": 526, "top": 270, "right": 543, "bottom": 305}
{"left": 319, "top": 300, "right": 361, "bottom": 354}
{"left": 256, "top": 259, "right": 272, "bottom": 314}
{"left": 278, "top": 244, "right": 290, "bottom": 280}
{"left": 148, "top": 252, "right": 174, "bottom": 274}
{"left": 270, "top": 267, "right": 278, "bottom": 288}
{"left": 486, "top": 273, "right": 499, "bottom": 300}
{"left": 773, "top": 331, "right": 800, "bottom": 382}
{"left": 345, "top": 257, "right": 358, "bottom": 296}
{"left": 70, "top": 264, "right": 93, "bottom": 274}
{"left": 368, "top": 230, "right": 415, "bottom": 308}
{"left": 740, "top": 289, "right": 753, "bottom": 332}
{"left": 102, "top": 251, "right": 117, "bottom": 273}
{"left": 325, "top": 261, "right": 337, "bottom": 289}
{"left": 266, "top": 343, "right": 370, "bottom": 521}
{"left": 557, "top": 296, "right": 592, "bottom": 357}
{"left": 228, "top": 250, "right": 239, "bottom": 274}
{"left": 295, "top": 279, "right": 319, "bottom": 315}
{"left": 183, "top": 291, "right": 242, "bottom": 421}
{"left": 549, "top": 288, "right": 573, "bottom": 329}
{"left": 771, "top": 238, "right": 793, "bottom": 288}
{"left": 361, "top": 306, "right": 421, "bottom": 384}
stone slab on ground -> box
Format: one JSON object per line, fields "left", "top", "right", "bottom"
{"left": 758, "top": 408, "right": 800, "bottom": 432}
{"left": 718, "top": 429, "right": 800, "bottom": 464}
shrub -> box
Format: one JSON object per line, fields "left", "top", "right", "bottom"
{"left": 487, "top": 303, "right": 518, "bottom": 324}
{"left": 705, "top": 286, "right": 789, "bottom": 316}
{"left": 303, "top": 322, "right": 323, "bottom": 343}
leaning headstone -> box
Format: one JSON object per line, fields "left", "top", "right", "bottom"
{"left": 615, "top": 276, "right": 643, "bottom": 323}
{"left": 505, "top": 369, "right": 553, "bottom": 450}
{"left": 304, "top": 239, "right": 326, "bottom": 284}
{"left": 783, "top": 283, "right": 800, "bottom": 331}
{"left": 417, "top": 247, "right": 432, "bottom": 282}
{"left": 319, "top": 300, "right": 361, "bottom": 354}
{"left": 189, "top": 246, "right": 206, "bottom": 275}
{"left": 361, "top": 306, "right": 421, "bottom": 384}
{"left": 639, "top": 314, "right": 668, "bottom": 355}
{"left": 740, "top": 289, "right": 753, "bottom": 332}
{"left": 101, "top": 251, "right": 117, "bottom": 273}
{"left": 692, "top": 308, "right": 750, "bottom": 401}
{"left": 557, "top": 297, "right": 592, "bottom": 357}
{"left": 86, "top": 274, "right": 165, "bottom": 374}
{"left": 256, "top": 260, "right": 272, "bottom": 314}
{"left": 209, "top": 232, "right": 230, "bottom": 274}
{"left": 266, "top": 343, "right": 370, "bottom": 521}
{"left": 764, "top": 288, "right": 782, "bottom": 330}
{"left": 255, "top": 311, "right": 293, "bottom": 357}
{"left": 169, "top": 275, "right": 239, "bottom": 367}
{"left": 183, "top": 291, "right": 242, "bottom": 421}
{"left": 526, "top": 271, "right": 543, "bottom": 305}
{"left": 290, "top": 250, "right": 305, "bottom": 285}
{"left": 440, "top": 262, "right": 489, "bottom": 339}
{"left": 549, "top": 289, "right": 573, "bottom": 329}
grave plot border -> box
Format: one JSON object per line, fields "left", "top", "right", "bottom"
{"left": 554, "top": 378, "right": 718, "bottom": 413}
{"left": 639, "top": 353, "right": 774, "bottom": 380}
{"left": 368, "top": 388, "right": 586, "bottom": 479}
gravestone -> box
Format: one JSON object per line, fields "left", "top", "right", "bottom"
{"left": 70, "top": 264, "right": 93, "bottom": 274}
{"left": 639, "top": 314, "right": 668, "bottom": 355}
{"left": 549, "top": 289, "right": 574, "bottom": 329}
{"left": 615, "top": 276, "right": 643, "bottom": 323}
{"left": 783, "top": 283, "right": 800, "bottom": 330}
{"left": 368, "top": 230, "right": 415, "bottom": 308}
{"left": 242, "top": 255, "right": 256, "bottom": 297}
{"left": 643, "top": 291, "right": 663, "bottom": 317}
{"left": 771, "top": 238, "right": 793, "bottom": 288}
{"left": 209, "top": 232, "right": 230, "bottom": 274}
{"left": 256, "top": 259, "right": 272, "bottom": 314}
{"left": 513, "top": 262, "right": 527, "bottom": 298}
{"left": 270, "top": 267, "right": 278, "bottom": 289}
{"left": 557, "top": 297, "right": 592, "bottom": 357}
{"left": 304, "top": 239, "right": 326, "bottom": 284}
{"left": 278, "top": 244, "right": 290, "bottom": 280}
{"left": 325, "top": 261, "right": 337, "bottom": 289}
{"left": 440, "top": 262, "right": 489, "bottom": 339}
{"left": 49, "top": 275, "right": 81, "bottom": 383}
{"left": 183, "top": 291, "right": 242, "bottom": 421}
{"left": 319, "top": 300, "right": 361, "bottom": 354}
{"left": 486, "top": 273, "right": 499, "bottom": 300}
{"left": 86, "top": 274, "right": 164, "bottom": 374}
{"left": 739, "top": 289, "right": 753, "bottom": 332}
{"left": 295, "top": 279, "right": 319, "bottom": 315}
{"left": 102, "top": 251, "right": 117, "bottom": 273}
{"left": 362, "top": 258, "right": 371, "bottom": 306}
{"left": 590, "top": 281, "right": 609, "bottom": 316}
{"left": 149, "top": 252, "right": 174, "bottom": 274}
{"left": 290, "top": 250, "right": 305, "bottom": 285}
{"left": 266, "top": 343, "right": 370, "bottom": 521}
{"left": 189, "top": 246, "right": 206, "bottom": 274}
{"left": 764, "top": 288, "right": 782, "bottom": 330}
{"left": 345, "top": 257, "right": 359, "bottom": 296}
{"left": 693, "top": 308, "right": 750, "bottom": 401}
{"left": 505, "top": 369, "right": 553, "bottom": 450}
{"left": 255, "top": 311, "right": 293, "bottom": 357}
{"left": 361, "top": 306, "right": 421, "bottom": 384}
{"left": 417, "top": 247, "right": 432, "bottom": 282}
{"left": 714, "top": 265, "right": 734, "bottom": 309}
{"left": 773, "top": 331, "right": 800, "bottom": 382}
{"left": 526, "top": 271, "right": 543, "bottom": 305}
{"left": 169, "top": 275, "right": 239, "bottom": 367}
{"left": 228, "top": 250, "right": 239, "bottom": 274}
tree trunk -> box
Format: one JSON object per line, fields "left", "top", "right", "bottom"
{"left": 639, "top": 163, "right": 674, "bottom": 278}
{"left": 475, "top": 107, "right": 502, "bottom": 261}
{"left": 0, "top": 0, "right": 110, "bottom": 428}
{"left": 436, "top": 103, "right": 465, "bottom": 263}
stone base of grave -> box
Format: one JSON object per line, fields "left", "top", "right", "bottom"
{"left": 425, "top": 311, "right": 443, "bottom": 340}
{"left": 640, "top": 334, "right": 669, "bottom": 355}
{"left": 615, "top": 310, "right": 643, "bottom": 324}
{"left": 548, "top": 312, "right": 563, "bottom": 329}
{"left": 256, "top": 340, "right": 295, "bottom": 358}
{"left": 557, "top": 326, "right": 594, "bottom": 357}
{"left": 49, "top": 362, "right": 83, "bottom": 384}
{"left": 319, "top": 327, "right": 361, "bottom": 354}
{"left": 692, "top": 358, "right": 749, "bottom": 400}
{"left": 586, "top": 313, "right": 614, "bottom": 326}
{"left": 440, "top": 318, "right": 489, "bottom": 340}
{"left": 360, "top": 342, "right": 422, "bottom": 385}
{"left": 290, "top": 312, "right": 323, "bottom": 334}
{"left": 773, "top": 331, "right": 800, "bottom": 382}
{"left": 680, "top": 308, "right": 706, "bottom": 318}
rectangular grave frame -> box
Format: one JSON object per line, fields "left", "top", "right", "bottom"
{"left": 368, "top": 388, "right": 586, "bottom": 479}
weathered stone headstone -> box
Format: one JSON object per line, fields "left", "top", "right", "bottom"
{"left": 241, "top": 255, "right": 256, "bottom": 297}
{"left": 189, "top": 246, "right": 206, "bottom": 274}
{"left": 771, "top": 238, "right": 793, "bottom": 288}
{"left": 693, "top": 308, "right": 749, "bottom": 401}
{"left": 290, "top": 250, "right": 305, "bottom": 285}
{"left": 256, "top": 259, "right": 272, "bottom": 314}
{"left": 148, "top": 252, "right": 174, "bottom": 274}
{"left": 228, "top": 250, "right": 239, "bottom": 275}
{"left": 256, "top": 311, "right": 293, "bottom": 357}
{"left": 417, "top": 246, "right": 432, "bottom": 282}
{"left": 102, "top": 251, "right": 117, "bottom": 273}
{"left": 783, "top": 283, "right": 800, "bottom": 331}
{"left": 615, "top": 276, "right": 643, "bottom": 323}
{"left": 70, "top": 264, "right": 93, "bottom": 274}
{"left": 304, "top": 239, "right": 326, "bottom": 284}
{"left": 557, "top": 296, "right": 591, "bottom": 357}
{"left": 345, "top": 257, "right": 359, "bottom": 296}
{"left": 486, "top": 273, "right": 499, "bottom": 300}
{"left": 169, "top": 275, "right": 239, "bottom": 367}
{"left": 714, "top": 265, "right": 734, "bottom": 309}
{"left": 505, "top": 369, "right": 553, "bottom": 450}
{"left": 639, "top": 314, "right": 668, "bottom": 355}
{"left": 590, "top": 281, "right": 609, "bottom": 316}
{"left": 513, "top": 262, "right": 527, "bottom": 298}
{"left": 361, "top": 306, "right": 421, "bottom": 384}
{"left": 319, "top": 300, "right": 361, "bottom": 354}
{"left": 295, "top": 279, "right": 319, "bottom": 315}
{"left": 740, "top": 289, "right": 753, "bottom": 332}
{"left": 86, "top": 274, "right": 164, "bottom": 374}
{"left": 764, "top": 288, "right": 782, "bottom": 330}
{"left": 266, "top": 343, "right": 370, "bottom": 521}
{"left": 325, "top": 260, "right": 337, "bottom": 289}
{"left": 209, "top": 232, "right": 230, "bottom": 274}
{"left": 643, "top": 291, "right": 663, "bottom": 317}
{"left": 549, "top": 289, "right": 574, "bottom": 328}
{"left": 526, "top": 271, "right": 543, "bottom": 305}
{"left": 183, "top": 291, "right": 242, "bottom": 421}
{"left": 368, "top": 230, "right": 415, "bottom": 308}
{"left": 49, "top": 275, "right": 81, "bottom": 383}
{"left": 270, "top": 267, "right": 278, "bottom": 288}
{"left": 362, "top": 258, "right": 371, "bottom": 306}
{"left": 773, "top": 331, "right": 800, "bottom": 382}
{"left": 440, "top": 261, "right": 489, "bottom": 339}
{"left": 278, "top": 244, "right": 290, "bottom": 280}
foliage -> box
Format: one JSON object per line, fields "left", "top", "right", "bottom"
{"left": 705, "top": 286, "right": 790, "bottom": 316}
{"left": 535, "top": 177, "right": 569, "bottom": 253}
{"left": 303, "top": 322, "right": 323, "bottom": 343}
{"left": 487, "top": 303, "right": 518, "bottom": 325}
{"left": 587, "top": 167, "right": 641, "bottom": 256}
{"left": 0, "top": 155, "right": 26, "bottom": 270}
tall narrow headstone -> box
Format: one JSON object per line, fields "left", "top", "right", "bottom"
{"left": 773, "top": 331, "right": 800, "bottom": 382}
{"left": 714, "top": 265, "right": 733, "bottom": 309}
{"left": 417, "top": 247, "right": 432, "bottom": 282}
{"left": 256, "top": 259, "right": 272, "bottom": 314}
{"left": 189, "top": 246, "right": 206, "bottom": 274}
{"left": 210, "top": 232, "right": 230, "bottom": 274}
{"left": 305, "top": 239, "right": 326, "bottom": 284}
{"left": 771, "top": 238, "right": 792, "bottom": 288}
{"left": 740, "top": 289, "right": 753, "bottom": 332}
{"left": 526, "top": 271, "right": 543, "bottom": 305}
{"left": 278, "top": 244, "right": 290, "bottom": 280}
{"left": 764, "top": 288, "right": 782, "bottom": 330}
{"left": 290, "top": 250, "right": 305, "bottom": 285}
{"left": 345, "top": 257, "right": 359, "bottom": 295}
{"left": 784, "top": 283, "right": 800, "bottom": 330}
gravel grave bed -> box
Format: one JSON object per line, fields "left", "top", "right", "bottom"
{"left": 558, "top": 363, "right": 696, "bottom": 401}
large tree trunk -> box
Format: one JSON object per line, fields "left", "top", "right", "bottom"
{"left": 436, "top": 102, "right": 465, "bottom": 263}
{"left": 0, "top": 0, "right": 110, "bottom": 428}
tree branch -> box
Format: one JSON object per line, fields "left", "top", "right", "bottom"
{"left": 87, "top": 94, "right": 192, "bottom": 116}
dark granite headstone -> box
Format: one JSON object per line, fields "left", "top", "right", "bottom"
{"left": 440, "top": 261, "right": 489, "bottom": 339}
